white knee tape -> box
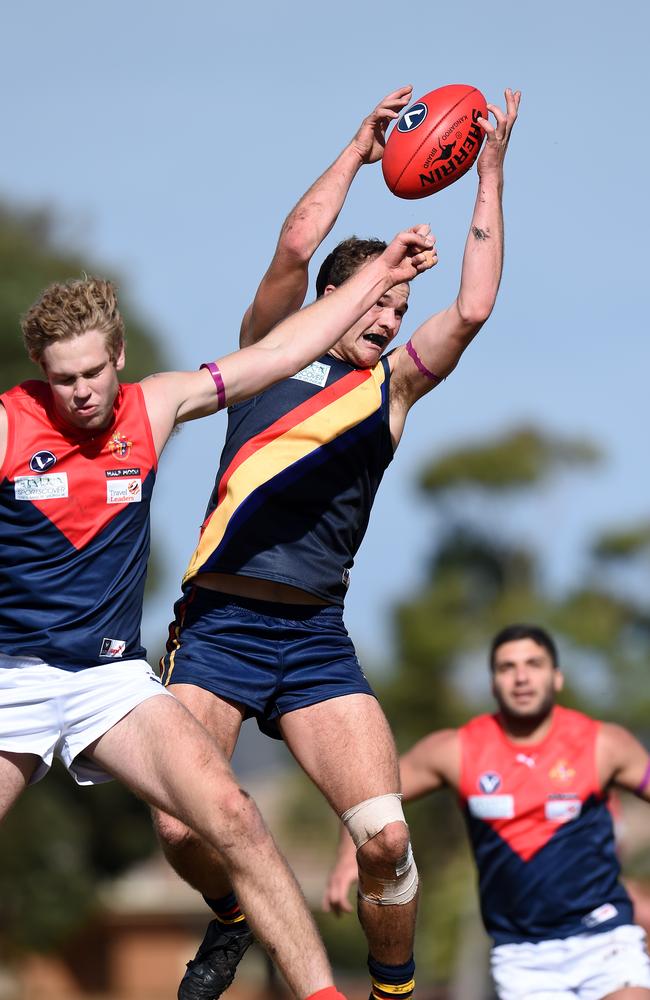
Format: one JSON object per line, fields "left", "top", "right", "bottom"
{"left": 359, "top": 843, "right": 419, "bottom": 907}
{"left": 341, "top": 793, "right": 406, "bottom": 850}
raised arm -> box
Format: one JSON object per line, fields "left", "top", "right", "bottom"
{"left": 597, "top": 722, "right": 650, "bottom": 800}
{"left": 240, "top": 86, "right": 414, "bottom": 348}
{"left": 141, "top": 226, "right": 436, "bottom": 456}
{"left": 322, "top": 729, "right": 459, "bottom": 915}
{"left": 388, "top": 88, "right": 521, "bottom": 438}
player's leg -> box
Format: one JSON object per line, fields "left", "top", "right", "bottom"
{"left": 152, "top": 685, "right": 252, "bottom": 1000}
{"left": 152, "top": 684, "right": 245, "bottom": 896}
{"left": 86, "top": 693, "right": 340, "bottom": 1000}
{"left": 156, "top": 588, "right": 302, "bottom": 998}
{"left": 0, "top": 751, "right": 39, "bottom": 820}
{"left": 279, "top": 693, "right": 417, "bottom": 999}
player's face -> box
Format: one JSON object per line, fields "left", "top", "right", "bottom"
{"left": 327, "top": 280, "right": 410, "bottom": 369}
{"left": 491, "top": 638, "right": 563, "bottom": 723}
{"left": 41, "top": 329, "right": 125, "bottom": 432}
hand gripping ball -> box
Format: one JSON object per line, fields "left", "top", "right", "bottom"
{"left": 382, "top": 84, "right": 488, "bottom": 199}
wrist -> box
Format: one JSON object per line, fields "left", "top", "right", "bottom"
{"left": 342, "top": 140, "right": 368, "bottom": 172}
{"left": 476, "top": 169, "right": 504, "bottom": 192}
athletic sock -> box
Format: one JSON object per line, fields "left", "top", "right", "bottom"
{"left": 305, "top": 988, "right": 348, "bottom": 1000}
{"left": 202, "top": 891, "right": 249, "bottom": 932}
{"left": 368, "top": 954, "right": 416, "bottom": 1000}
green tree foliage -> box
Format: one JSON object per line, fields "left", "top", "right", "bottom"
{"left": 0, "top": 202, "right": 168, "bottom": 952}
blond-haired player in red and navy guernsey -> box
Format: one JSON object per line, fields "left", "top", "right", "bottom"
{"left": 0, "top": 228, "right": 435, "bottom": 1000}
{"left": 325, "top": 624, "right": 650, "bottom": 1000}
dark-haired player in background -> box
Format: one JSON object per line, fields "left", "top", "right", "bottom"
{"left": 325, "top": 624, "right": 650, "bottom": 1000}
{"left": 155, "top": 85, "right": 520, "bottom": 1000}
{"left": 0, "top": 228, "right": 437, "bottom": 1000}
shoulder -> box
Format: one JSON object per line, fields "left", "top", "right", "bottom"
{"left": 460, "top": 712, "right": 499, "bottom": 740}
{"left": 555, "top": 705, "right": 599, "bottom": 737}
{"left": 597, "top": 720, "right": 637, "bottom": 758}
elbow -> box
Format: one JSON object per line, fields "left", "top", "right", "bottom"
{"left": 278, "top": 220, "right": 317, "bottom": 266}
{"left": 456, "top": 296, "right": 495, "bottom": 329}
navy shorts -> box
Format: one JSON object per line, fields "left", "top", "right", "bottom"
{"left": 160, "top": 587, "right": 375, "bottom": 738}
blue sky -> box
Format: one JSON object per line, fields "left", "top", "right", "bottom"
{"left": 1, "top": 0, "right": 648, "bottom": 672}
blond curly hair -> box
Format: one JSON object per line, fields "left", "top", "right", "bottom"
{"left": 22, "top": 276, "right": 125, "bottom": 365}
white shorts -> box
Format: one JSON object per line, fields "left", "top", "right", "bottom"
{"left": 491, "top": 924, "right": 650, "bottom": 1000}
{"left": 0, "top": 652, "right": 170, "bottom": 785}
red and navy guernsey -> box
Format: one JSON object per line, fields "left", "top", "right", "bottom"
{"left": 458, "top": 706, "right": 633, "bottom": 944}
{"left": 0, "top": 381, "right": 157, "bottom": 670}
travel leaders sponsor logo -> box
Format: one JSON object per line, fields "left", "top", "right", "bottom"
{"left": 545, "top": 793, "right": 582, "bottom": 823}
{"left": 549, "top": 759, "right": 576, "bottom": 783}
{"left": 14, "top": 473, "right": 68, "bottom": 500}
{"left": 478, "top": 771, "right": 502, "bottom": 794}
{"left": 100, "top": 637, "right": 126, "bottom": 658}
{"left": 108, "top": 431, "right": 133, "bottom": 460}
{"left": 29, "top": 450, "right": 57, "bottom": 473}
{"left": 106, "top": 476, "right": 142, "bottom": 504}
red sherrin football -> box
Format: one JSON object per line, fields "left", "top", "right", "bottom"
{"left": 382, "top": 84, "right": 488, "bottom": 199}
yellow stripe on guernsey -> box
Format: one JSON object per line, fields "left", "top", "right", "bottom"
{"left": 371, "top": 980, "right": 416, "bottom": 997}
{"left": 183, "top": 364, "right": 386, "bottom": 585}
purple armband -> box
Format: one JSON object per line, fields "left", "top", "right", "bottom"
{"left": 200, "top": 361, "right": 226, "bottom": 412}
{"left": 405, "top": 340, "right": 442, "bottom": 384}
{"left": 635, "top": 759, "right": 650, "bottom": 796}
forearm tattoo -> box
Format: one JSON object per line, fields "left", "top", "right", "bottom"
{"left": 472, "top": 226, "right": 489, "bottom": 240}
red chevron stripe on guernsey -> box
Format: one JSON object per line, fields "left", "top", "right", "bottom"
{"left": 458, "top": 707, "right": 602, "bottom": 862}
{"left": 203, "top": 367, "right": 372, "bottom": 527}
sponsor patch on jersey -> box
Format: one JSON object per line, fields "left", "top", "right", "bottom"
{"left": 582, "top": 902, "right": 618, "bottom": 928}
{"left": 545, "top": 795, "right": 582, "bottom": 823}
{"left": 478, "top": 771, "right": 502, "bottom": 794}
{"left": 468, "top": 794, "right": 514, "bottom": 819}
{"left": 106, "top": 477, "right": 142, "bottom": 504}
{"left": 14, "top": 472, "right": 68, "bottom": 500}
{"left": 29, "top": 450, "right": 57, "bottom": 473}
{"left": 291, "top": 361, "right": 331, "bottom": 387}
{"left": 100, "top": 637, "right": 126, "bottom": 657}
{"left": 105, "top": 467, "right": 141, "bottom": 478}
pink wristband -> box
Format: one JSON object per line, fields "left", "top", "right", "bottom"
{"left": 200, "top": 361, "right": 226, "bottom": 411}
{"left": 635, "top": 759, "right": 650, "bottom": 796}
{"left": 405, "top": 340, "right": 442, "bottom": 383}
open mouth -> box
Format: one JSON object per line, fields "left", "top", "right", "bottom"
{"left": 363, "top": 333, "right": 388, "bottom": 349}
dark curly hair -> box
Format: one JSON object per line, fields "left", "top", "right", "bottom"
{"left": 315, "top": 236, "right": 387, "bottom": 297}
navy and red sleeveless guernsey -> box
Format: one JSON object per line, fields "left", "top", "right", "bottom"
{"left": 0, "top": 381, "right": 157, "bottom": 670}
{"left": 182, "top": 354, "right": 394, "bottom": 604}
{"left": 458, "top": 707, "right": 632, "bottom": 944}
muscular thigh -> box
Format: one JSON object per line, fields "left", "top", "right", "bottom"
{"left": 0, "top": 751, "right": 39, "bottom": 820}
{"left": 168, "top": 683, "right": 245, "bottom": 759}
{"left": 279, "top": 693, "right": 400, "bottom": 814}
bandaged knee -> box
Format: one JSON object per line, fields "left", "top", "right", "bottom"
{"left": 341, "top": 794, "right": 418, "bottom": 906}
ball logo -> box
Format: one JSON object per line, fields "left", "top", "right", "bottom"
{"left": 397, "top": 102, "right": 428, "bottom": 133}
{"left": 478, "top": 771, "right": 501, "bottom": 794}
{"left": 29, "top": 450, "right": 57, "bottom": 473}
